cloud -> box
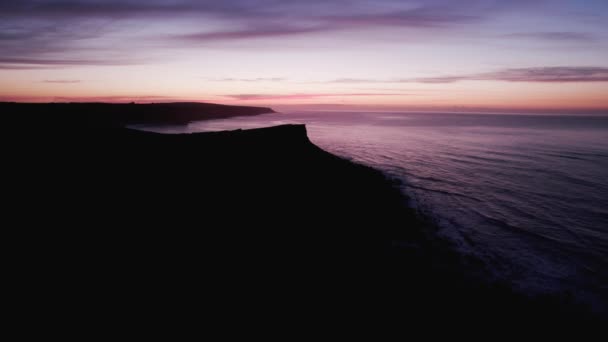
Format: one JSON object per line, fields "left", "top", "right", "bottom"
{"left": 0, "top": 12, "right": 139, "bottom": 69}
{"left": 0, "top": 2, "right": 235, "bottom": 18}
{"left": 329, "top": 78, "right": 386, "bottom": 83}
{"left": 212, "top": 78, "right": 287, "bottom": 82}
{"left": 2, "top": 0, "right": 483, "bottom": 48}
{"left": 410, "top": 76, "right": 468, "bottom": 83}
{"left": 0, "top": 65, "right": 51, "bottom": 70}
{"left": 170, "top": 3, "right": 481, "bottom": 44}
{"left": 416, "top": 67, "right": 608, "bottom": 83}
{"left": 174, "top": 25, "right": 330, "bottom": 42}
{"left": 1, "top": 1, "right": 603, "bottom": 69}
{"left": 329, "top": 76, "right": 468, "bottom": 84}
{"left": 329, "top": 67, "right": 608, "bottom": 84}
{"left": 41, "top": 80, "right": 82, "bottom": 84}
{"left": 323, "top": 6, "right": 478, "bottom": 28}
{"left": 0, "top": 57, "right": 139, "bottom": 70}
{"left": 224, "top": 93, "right": 406, "bottom": 100}
{"left": 503, "top": 31, "right": 597, "bottom": 42}
{"left": 1, "top": 57, "right": 136, "bottom": 66}
{"left": 0, "top": 1, "right": 479, "bottom": 23}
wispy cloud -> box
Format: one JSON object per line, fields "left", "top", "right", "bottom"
{"left": 323, "top": 6, "right": 478, "bottom": 28}
{"left": 0, "top": 57, "right": 140, "bottom": 69}
{"left": 0, "top": 65, "right": 51, "bottom": 70}
{"left": 329, "top": 78, "right": 387, "bottom": 84}
{"left": 41, "top": 80, "right": 82, "bottom": 84}
{"left": 1, "top": 1, "right": 606, "bottom": 70}
{"left": 176, "top": 25, "right": 329, "bottom": 42}
{"left": 0, "top": 0, "right": 486, "bottom": 64}
{"left": 224, "top": 93, "right": 407, "bottom": 101}
{"left": 170, "top": 3, "right": 481, "bottom": 44}
{"left": 503, "top": 31, "right": 597, "bottom": 42}
{"left": 0, "top": 19, "right": 140, "bottom": 69}
{"left": 329, "top": 67, "right": 608, "bottom": 84}
{"left": 415, "top": 67, "right": 608, "bottom": 83}
{"left": 410, "top": 76, "right": 468, "bottom": 83}
{"left": 211, "top": 77, "right": 287, "bottom": 82}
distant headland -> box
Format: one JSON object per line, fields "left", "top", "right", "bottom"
{"left": 0, "top": 101, "right": 275, "bottom": 127}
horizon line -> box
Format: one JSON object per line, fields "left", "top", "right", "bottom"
{"left": 2, "top": 99, "right": 607, "bottom": 115}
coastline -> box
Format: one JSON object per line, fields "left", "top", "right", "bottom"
{"left": 4, "top": 102, "right": 604, "bottom": 324}
{"left": 0, "top": 101, "right": 275, "bottom": 126}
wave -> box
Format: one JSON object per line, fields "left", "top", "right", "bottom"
{"left": 405, "top": 183, "right": 483, "bottom": 202}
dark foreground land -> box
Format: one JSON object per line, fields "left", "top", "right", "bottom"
{"left": 2, "top": 103, "right": 604, "bottom": 331}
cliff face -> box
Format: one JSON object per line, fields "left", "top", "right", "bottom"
{"left": 8, "top": 123, "right": 418, "bottom": 313}
{"left": 0, "top": 102, "right": 275, "bottom": 126}
{"left": 12, "top": 123, "right": 410, "bottom": 236}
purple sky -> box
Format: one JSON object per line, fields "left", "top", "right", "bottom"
{"left": 1, "top": 0, "right": 607, "bottom": 111}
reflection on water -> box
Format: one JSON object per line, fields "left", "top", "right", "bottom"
{"left": 141, "top": 111, "right": 608, "bottom": 308}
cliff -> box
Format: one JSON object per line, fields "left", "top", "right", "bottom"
{"left": 0, "top": 101, "right": 275, "bottom": 126}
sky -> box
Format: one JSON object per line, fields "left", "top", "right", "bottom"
{"left": 1, "top": 0, "right": 608, "bottom": 112}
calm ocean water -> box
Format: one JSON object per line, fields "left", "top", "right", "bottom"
{"left": 142, "top": 111, "right": 608, "bottom": 309}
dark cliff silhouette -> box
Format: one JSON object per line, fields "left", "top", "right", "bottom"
{"left": 3, "top": 102, "right": 603, "bottom": 332}
{"left": 0, "top": 102, "right": 274, "bottom": 126}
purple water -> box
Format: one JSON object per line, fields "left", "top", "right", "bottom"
{"left": 138, "top": 111, "right": 608, "bottom": 310}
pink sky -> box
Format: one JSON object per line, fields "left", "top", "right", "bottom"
{"left": 1, "top": 1, "right": 608, "bottom": 113}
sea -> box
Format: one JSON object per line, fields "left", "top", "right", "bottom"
{"left": 141, "top": 111, "right": 608, "bottom": 311}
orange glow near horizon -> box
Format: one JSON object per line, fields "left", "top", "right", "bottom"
{"left": 2, "top": 78, "right": 606, "bottom": 113}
